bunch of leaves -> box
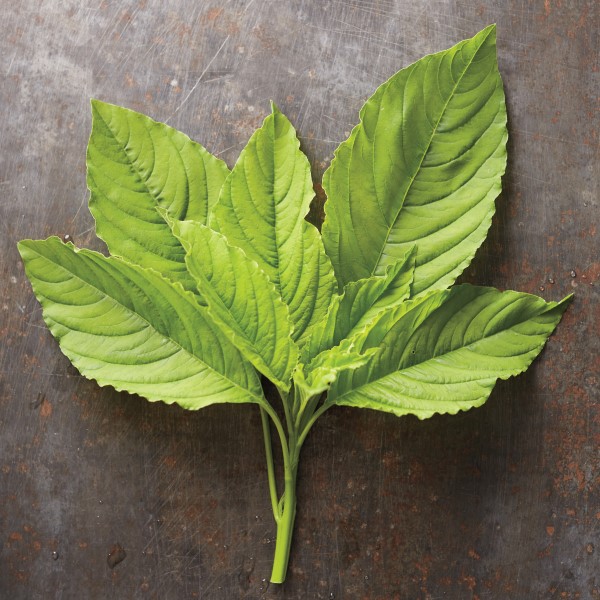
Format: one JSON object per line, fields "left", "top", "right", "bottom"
{"left": 18, "top": 25, "right": 570, "bottom": 583}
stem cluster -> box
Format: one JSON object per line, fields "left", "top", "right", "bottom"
{"left": 259, "top": 385, "right": 328, "bottom": 583}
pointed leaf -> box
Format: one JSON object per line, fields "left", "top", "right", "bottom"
{"left": 18, "top": 238, "right": 263, "bottom": 410}
{"left": 303, "top": 247, "right": 415, "bottom": 362}
{"left": 322, "top": 25, "right": 507, "bottom": 296}
{"left": 87, "top": 100, "right": 229, "bottom": 291}
{"left": 329, "top": 285, "right": 572, "bottom": 419}
{"left": 212, "top": 103, "right": 336, "bottom": 341}
{"left": 170, "top": 218, "right": 298, "bottom": 391}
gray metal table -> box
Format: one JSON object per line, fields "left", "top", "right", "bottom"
{"left": 1, "top": 1, "right": 597, "bottom": 598}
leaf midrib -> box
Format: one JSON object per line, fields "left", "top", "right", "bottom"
{"left": 369, "top": 27, "right": 494, "bottom": 277}
{"left": 187, "top": 229, "right": 294, "bottom": 389}
{"left": 28, "top": 242, "right": 263, "bottom": 403}
{"left": 93, "top": 106, "right": 191, "bottom": 230}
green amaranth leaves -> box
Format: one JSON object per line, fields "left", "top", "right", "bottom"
{"left": 87, "top": 99, "right": 229, "bottom": 293}
{"left": 211, "top": 103, "right": 337, "bottom": 342}
{"left": 322, "top": 24, "right": 507, "bottom": 295}
{"left": 18, "top": 26, "right": 570, "bottom": 585}
{"left": 302, "top": 246, "right": 415, "bottom": 365}
{"left": 329, "top": 285, "right": 571, "bottom": 418}
{"left": 18, "top": 237, "right": 263, "bottom": 409}
{"left": 169, "top": 217, "right": 299, "bottom": 391}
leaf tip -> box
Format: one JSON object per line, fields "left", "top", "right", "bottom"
{"left": 16, "top": 238, "right": 33, "bottom": 263}
{"left": 269, "top": 100, "right": 281, "bottom": 115}
{"left": 557, "top": 293, "right": 574, "bottom": 311}
{"left": 479, "top": 23, "right": 497, "bottom": 39}
{"left": 90, "top": 97, "right": 109, "bottom": 115}
{"left": 478, "top": 23, "right": 497, "bottom": 45}
{"left": 267, "top": 101, "right": 296, "bottom": 133}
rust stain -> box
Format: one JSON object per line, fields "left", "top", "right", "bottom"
{"left": 39, "top": 398, "right": 52, "bottom": 418}
{"left": 204, "top": 7, "right": 224, "bottom": 22}
{"left": 567, "top": 7, "right": 589, "bottom": 38}
{"left": 174, "top": 22, "right": 192, "bottom": 38}
{"left": 119, "top": 9, "right": 134, "bottom": 24}
{"left": 225, "top": 20, "right": 240, "bottom": 35}
{"left": 201, "top": 7, "right": 239, "bottom": 35}
{"left": 579, "top": 223, "right": 597, "bottom": 239}
{"left": 163, "top": 455, "right": 177, "bottom": 468}
{"left": 252, "top": 25, "right": 280, "bottom": 51}
{"left": 459, "top": 572, "right": 477, "bottom": 591}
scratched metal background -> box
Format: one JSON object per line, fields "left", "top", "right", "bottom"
{"left": 0, "top": 1, "right": 598, "bottom": 599}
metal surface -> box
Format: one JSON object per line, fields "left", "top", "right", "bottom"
{"left": 0, "top": 1, "right": 597, "bottom": 598}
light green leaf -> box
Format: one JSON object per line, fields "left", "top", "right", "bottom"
{"left": 322, "top": 25, "right": 507, "bottom": 296}
{"left": 18, "top": 237, "right": 263, "bottom": 410}
{"left": 303, "top": 247, "right": 415, "bottom": 362}
{"left": 87, "top": 99, "right": 229, "bottom": 292}
{"left": 328, "top": 285, "right": 572, "bottom": 419}
{"left": 298, "top": 342, "right": 377, "bottom": 397}
{"left": 211, "top": 103, "right": 336, "bottom": 341}
{"left": 169, "top": 218, "right": 298, "bottom": 391}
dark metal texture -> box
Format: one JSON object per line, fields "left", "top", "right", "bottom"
{"left": 1, "top": 1, "right": 597, "bottom": 598}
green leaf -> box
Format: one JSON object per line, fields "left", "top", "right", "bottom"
{"left": 169, "top": 218, "right": 298, "bottom": 391}
{"left": 328, "top": 285, "right": 572, "bottom": 419}
{"left": 211, "top": 103, "right": 336, "bottom": 341}
{"left": 298, "top": 341, "right": 377, "bottom": 397}
{"left": 18, "top": 237, "right": 263, "bottom": 410}
{"left": 87, "top": 100, "right": 229, "bottom": 292}
{"left": 322, "top": 25, "right": 507, "bottom": 296}
{"left": 303, "top": 247, "right": 415, "bottom": 362}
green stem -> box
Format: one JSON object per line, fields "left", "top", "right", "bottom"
{"left": 260, "top": 407, "right": 281, "bottom": 523}
{"left": 297, "top": 402, "right": 330, "bottom": 450}
{"left": 295, "top": 392, "right": 324, "bottom": 435}
{"left": 262, "top": 387, "right": 322, "bottom": 584}
{"left": 269, "top": 462, "right": 298, "bottom": 584}
{"left": 281, "top": 386, "right": 296, "bottom": 442}
{"left": 260, "top": 402, "right": 290, "bottom": 469}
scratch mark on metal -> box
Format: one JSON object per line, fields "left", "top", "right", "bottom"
{"left": 166, "top": 35, "right": 231, "bottom": 123}
{"left": 5, "top": 51, "right": 16, "bottom": 76}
